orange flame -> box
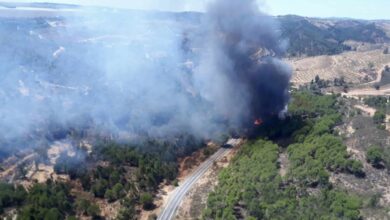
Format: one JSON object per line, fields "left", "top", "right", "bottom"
{"left": 254, "top": 119, "right": 263, "bottom": 126}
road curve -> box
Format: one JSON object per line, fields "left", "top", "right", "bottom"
{"left": 158, "top": 147, "right": 231, "bottom": 220}
{"left": 343, "top": 63, "right": 390, "bottom": 97}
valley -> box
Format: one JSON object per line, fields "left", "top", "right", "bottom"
{"left": 0, "top": 2, "right": 390, "bottom": 220}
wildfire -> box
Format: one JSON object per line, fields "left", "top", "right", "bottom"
{"left": 254, "top": 118, "right": 263, "bottom": 126}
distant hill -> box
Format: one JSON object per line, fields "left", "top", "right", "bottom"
{"left": 0, "top": 2, "right": 80, "bottom": 9}
{"left": 0, "top": 2, "right": 388, "bottom": 57}
{"left": 278, "top": 15, "right": 390, "bottom": 57}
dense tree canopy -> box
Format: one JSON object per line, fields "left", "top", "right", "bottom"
{"left": 203, "top": 140, "right": 362, "bottom": 220}
{"left": 204, "top": 91, "right": 363, "bottom": 220}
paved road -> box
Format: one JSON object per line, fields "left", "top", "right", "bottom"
{"left": 158, "top": 147, "right": 231, "bottom": 220}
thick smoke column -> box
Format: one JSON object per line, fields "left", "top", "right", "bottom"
{"left": 195, "top": 0, "right": 292, "bottom": 128}
{"left": 0, "top": 0, "right": 291, "bottom": 149}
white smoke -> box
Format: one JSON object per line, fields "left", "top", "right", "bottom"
{"left": 0, "top": 0, "right": 290, "bottom": 148}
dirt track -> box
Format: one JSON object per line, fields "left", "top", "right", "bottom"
{"left": 359, "top": 63, "right": 390, "bottom": 86}
{"left": 345, "top": 86, "right": 390, "bottom": 96}
{"left": 343, "top": 63, "right": 390, "bottom": 97}
{"left": 291, "top": 49, "right": 390, "bottom": 85}
{"left": 354, "top": 105, "right": 390, "bottom": 132}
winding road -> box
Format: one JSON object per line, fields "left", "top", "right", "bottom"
{"left": 157, "top": 147, "right": 232, "bottom": 220}
{"left": 344, "top": 63, "right": 390, "bottom": 97}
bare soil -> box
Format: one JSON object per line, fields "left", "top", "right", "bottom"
{"left": 0, "top": 153, "right": 37, "bottom": 181}
{"left": 177, "top": 143, "right": 219, "bottom": 180}
{"left": 139, "top": 183, "right": 176, "bottom": 220}
{"left": 354, "top": 104, "right": 390, "bottom": 132}
{"left": 278, "top": 152, "right": 289, "bottom": 178}
{"left": 290, "top": 49, "right": 390, "bottom": 85}
{"left": 334, "top": 104, "right": 390, "bottom": 219}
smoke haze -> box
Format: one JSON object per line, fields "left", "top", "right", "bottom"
{"left": 0, "top": 0, "right": 291, "bottom": 147}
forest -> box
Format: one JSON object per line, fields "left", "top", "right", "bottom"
{"left": 203, "top": 90, "right": 364, "bottom": 220}
{"left": 0, "top": 141, "right": 181, "bottom": 219}
{"left": 279, "top": 15, "right": 388, "bottom": 57}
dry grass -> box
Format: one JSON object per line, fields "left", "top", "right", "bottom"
{"left": 332, "top": 122, "right": 390, "bottom": 219}
{"left": 290, "top": 48, "right": 390, "bottom": 85}
{"left": 331, "top": 97, "right": 390, "bottom": 219}
{"left": 177, "top": 142, "right": 219, "bottom": 180}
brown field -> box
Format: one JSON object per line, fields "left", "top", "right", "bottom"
{"left": 290, "top": 48, "right": 390, "bottom": 85}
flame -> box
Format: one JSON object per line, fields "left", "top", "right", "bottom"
{"left": 254, "top": 118, "right": 263, "bottom": 126}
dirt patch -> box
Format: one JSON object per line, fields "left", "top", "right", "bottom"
{"left": 291, "top": 49, "right": 390, "bottom": 86}
{"left": 344, "top": 85, "right": 390, "bottom": 97}
{"left": 177, "top": 142, "right": 220, "bottom": 180}
{"left": 346, "top": 124, "right": 356, "bottom": 136}
{"left": 330, "top": 160, "right": 390, "bottom": 206}
{"left": 330, "top": 138, "right": 390, "bottom": 219}
{"left": 20, "top": 141, "right": 77, "bottom": 184}
{"left": 0, "top": 153, "right": 37, "bottom": 181}
{"left": 47, "top": 141, "right": 76, "bottom": 164}
{"left": 354, "top": 105, "right": 377, "bottom": 116}
{"left": 353, "top": 104, "right": 390, "bottom": 132}
{"left": 30, "top": 163, "right": 53, "bottom": 183}
{"left": 332, "top": 109, "right": 390, "bottom": 219}
{"left": 139, "top": 183, "right": 176, "bottom": 220}
{"left": 341, "top": 63, "right": 390, "bottom": 97}
{"left": 80, "top": 140, "right": 93, "bottom": 155}
{"left": 96, "top": 200, "right": 121, "bottom": 220}
{"left": 278, "top": 152, "right": 289, "bottom": 178}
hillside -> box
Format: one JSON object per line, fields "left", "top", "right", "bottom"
{"left": 204, "top": 90, "right": 390, "bottom": 220}
{"left": 291, "top": 48, "right": 390, "bottom": 85}
{"left": 279, "top": 15, "right": 389, "bottom": 57}
{"left": 1, "top": 2, "right": 389, "bottom": 58}
{"left": 0, "top": 2, "right": 80, "bottom": 9}
{"left": 0, "top": 2, "right": 390, "bottom": 220}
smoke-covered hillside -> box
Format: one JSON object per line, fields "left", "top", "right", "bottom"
{"left": 0, "top": 2, "right": 390, "bottom": 220}
{"left": 0, "top": 2, "right": 388, "bottom": 157}
{"left": 0, "top": 2, "right": 291, "bottom": 219}
{"left": 0, "top": 3, "right": 292, "bottom": 154}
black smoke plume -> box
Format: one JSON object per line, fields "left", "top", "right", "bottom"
{"left": 198, "top": 0, "right": 292, "bottom": 127}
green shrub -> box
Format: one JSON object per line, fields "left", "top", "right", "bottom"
{"left": 87, "top": 204, "right": 100, "bottom": 218}
{"left": 204, "top": 91, "right": 364, "bottom": 220}
{"left": 0, "top": 183, "right": 27, "bottom": 213}
{"left": 366, "top": 146, "right": 384, "bottom": 168}
{"left": 373, "top": 111, "right": 386, "bottom": 124}
{"left": 140, "top": 193, "right": 154, "bottom": 210}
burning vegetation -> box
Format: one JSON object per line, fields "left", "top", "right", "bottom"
{"left": 254, "top": 119, "right": 263, "bottom": 126}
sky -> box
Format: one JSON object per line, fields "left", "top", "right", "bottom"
{"left": 7, "top": 0, "right": 390, "bottom": 20}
